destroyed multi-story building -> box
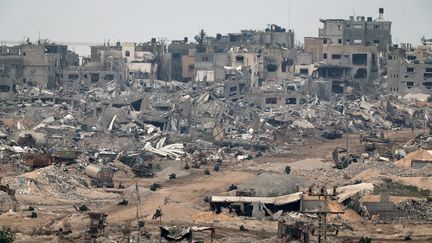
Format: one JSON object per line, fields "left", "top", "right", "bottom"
{"left": 304, "top": 37, "right": 324, "bottom": 63}
{"left": 386, "top": 43, "right": 432, "bottom": 93}
{"left": 168, "top": 38, "right": 196, "bottom": 82}
{"left": 0, "top": 41, "right": 79, "bottom": 92}
{"left": 319, "top": 8, "right": 391, "bottom": 52}
{"left": 165, "top": 24, "right": 295, "bottom": 85}
{"left": 305, "top": 8, "right": 392, "bottom": 94}
{"left": 318, "top": 44, "right": 379, "bottom": 93}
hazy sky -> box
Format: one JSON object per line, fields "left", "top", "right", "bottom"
{"left": 1, "top": 0, "right": 431, "bottom": 47}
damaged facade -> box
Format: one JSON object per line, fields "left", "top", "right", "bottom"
{"left": 1, "top": 6, "right": 432, "bottom": 243}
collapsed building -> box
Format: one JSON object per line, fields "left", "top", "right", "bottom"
{"left": 1, "top": 8, "right": 432, "bottom": 243}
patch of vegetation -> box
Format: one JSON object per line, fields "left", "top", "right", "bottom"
{"left": 153, "top": 163, "right": 162, "bottom": 171}
{"left": 0, "top": 226, "right": 15, "bottom": 243}
{"left": 382, "top": 178, "right": 431, "bottom": 197}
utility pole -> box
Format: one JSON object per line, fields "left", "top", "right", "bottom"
{"left": 135, "top": 183, "right": 141, "bottom": 243}
{"left": 303, "top": 186, "right": 344, "bottom": 243}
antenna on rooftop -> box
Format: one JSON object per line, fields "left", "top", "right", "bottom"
{"left": 288, "top": 4, "right": 291, "bottom": 29}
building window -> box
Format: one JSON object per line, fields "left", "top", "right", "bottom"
{"left": 423, "top": 82, "right": 432, "bottom": 89}
{"left": 202, "top": 57, "right": 209, "bottom": 61}
{"left": 338, "top": 39, "right": 342, "bottom": 44}
{"left": 68, "top": 74, "right": 79, "bottom": 80}
{"left": 0, "top": 85, "right": 11, "bottom": 92}
{"left": 125, "top": 51, "right": 130, "bottom": 57}
{"left": 426, "top": 68, "right": 432, "bottom": 73}
{"left": 323, "top": 39, "right": 328, "bottom": 44}
{"left": 91, "top": 73, "right": 100, "bottom": 83}
{"left": 266, "top": 64, "right": 277, "bottom": 72}
{"left": 104, "top": 74, "right": 114, "bottom": 81}
{"left": 323, "top": 53, "right": 328, "bottom": 59}
{"left": 354, "top": 68, "right": 367, "bottom": 79}
{"left": 286, "top": 98, "right": 297, "bottom": 104}
{"left": 373, "top": 40, "right": 380, "bottom": 44}
{"left": 172, "top": 53, "right": 181, "bottom": 58}
{"left": 236, "top": 56, "right": 244, "bottom": 62}
{"left": 406, "top": 81, "right": 414, "bottom": 88}
{"left": 352, "top": 54, "right": 368, "bottom": 65}
{"left": 406, "top": 67, "right": 415, "bottom": 73}
{"left": 331, "top": 54, "right": 341, "bottom": 60}
{"left": 299, "top": 68, "right": 308, "bottom": 74}
{"left": 374, "top": 25, "right": 380, "bottom": 30}
{"left": 388, "top": 55, "right": 393, "bottom": 60}
{"left": 265, "top": 97, "right": 277, "bottom": 104}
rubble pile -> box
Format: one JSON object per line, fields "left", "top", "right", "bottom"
{"left": 394, "top": 199, "right": 432, "bottom": 221}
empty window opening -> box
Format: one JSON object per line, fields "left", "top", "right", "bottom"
{"left": 406, "top": 67, "right": 415, "bottom": 73}
{"left": 229, "top": 86, "right": 238, "bottom": 93}
{"left": 354, "top": 68, "right": 368, "bottom": 79}
{"left": 236, "top": 56, "right": 244, "bottom": 62}
{"left": 130, "top": 99, "right": 142, "bottom": 111}
{"left": 406, "top": 81, "right": 414, "bottom": 88}
{"left": 423, "top": 82, "right": 432, "bottom": 89}
{"left": 91, "top": 73, "right": 100, "bottom": 83}
{"left": 125, "top": 51, "right": 130, "bottom": 57}
{"left": 265, "top": 97, "right": 277, "bottom": 104}
{"left": 104, "top": 74, "right": 114, "bottom": 81}
{"left": 352, "top": 54, "right": 368, "bottom": 65}
{"left": 332, "top": 54, "right": 341, "bottom": 60}
{"left": 332, "top": 81, "right": 344, "bottom": 93}
{"left": 286, "top": 98, "right": 297, "bottom": 104}
{"left": 281, "top": 60, "right": 289, "bottom": 72}
{"left": 68, "top": 74, "right": 79, "bottom": 80}
{"left": 287, "top": 85, "right": 296, "bottom": 91}
{"left": 239, "top": 83, "right": 246, "bottom": 94}
{"left": 266, "top": 64, "right": 278, "bottom": 72}
{"left": 299, "top": 68, "right": 308, "bottom": 74}
{"left": 338, "top": 39, "right": 342, "bottom": 44}
{"left": 407, "top": 55, "right": 416, "bottom": 61}
{"left": 0, "top": 85, "right": 11, "bottom": 92}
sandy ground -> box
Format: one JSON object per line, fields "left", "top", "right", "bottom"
{"left": 0, "top": 129, "right": 431, "bottom": 242}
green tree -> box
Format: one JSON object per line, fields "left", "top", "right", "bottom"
{"left": 0, "top": 226, "right": 15, "bottom": 243}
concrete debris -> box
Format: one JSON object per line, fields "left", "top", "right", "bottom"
{"left": 0, "top": 10, "right": 432, "bottom": 242}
